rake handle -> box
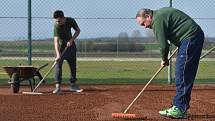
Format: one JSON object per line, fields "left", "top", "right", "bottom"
{"left": 32, "top": 47, "right": 68, "bottom": 92}
{"left": 200, "top": 46, "right": 215, "bottom": 60}
{"left": 123, "top": 48, "right": 178, "bottom": 114}
{"left": 33, "top": 61, "right": 57, "bottom": 92}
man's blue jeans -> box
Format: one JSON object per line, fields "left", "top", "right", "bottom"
{"left": 55, "top": 44, "right": 77, "bottom": 84}
{"left": 173, "top": 30, "right": 204, "bottom": 113}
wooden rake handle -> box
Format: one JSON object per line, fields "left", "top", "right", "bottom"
{"left": 200, "top": 46, "right": 215, "bottom": 60}
{"left": 123, "top": 48, "right": 178, "bottom": 114}
{"left": 32, "top": 47, "right": 69, "bottom": 92}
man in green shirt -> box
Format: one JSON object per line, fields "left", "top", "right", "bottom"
{"left": 53, "top": 10, "right": 82, "bottom": 94}
{"left": 136, "top": 7, "right": 204, "bottom": 119}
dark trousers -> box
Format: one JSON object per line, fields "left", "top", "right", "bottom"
{"left": 55, "top": 44, "right": 77, "bottom": 84}
{"left": 173, "top": 30, "right": 204, "bottom": 112}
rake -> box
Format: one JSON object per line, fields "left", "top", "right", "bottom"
{"left": 112, "top": 48, "right": 178, "bottom": 119}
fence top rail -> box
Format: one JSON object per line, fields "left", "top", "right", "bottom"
{"left": 1, "top": 17, "right": 215, "bottom": 20}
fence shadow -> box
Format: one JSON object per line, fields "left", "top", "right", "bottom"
{"left": 188, "top": 114, "right": 215, "bottom": 119}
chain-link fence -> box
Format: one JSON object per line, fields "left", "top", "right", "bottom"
{"left": 0, "top": 0, "right": 214, "bottom": 59}
{"left": 0, "top": 0, "right": 214, "bottom": 84}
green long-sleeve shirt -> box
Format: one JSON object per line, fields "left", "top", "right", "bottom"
{"left": 151, "top": 7, "right": 202, "bottom": 60}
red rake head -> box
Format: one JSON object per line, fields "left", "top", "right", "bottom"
{"left": 112, "top": 113, "right": 146, "bottom": 119}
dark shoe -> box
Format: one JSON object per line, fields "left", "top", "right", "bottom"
{"left": 69, "top": 83, "right": 83, "bottom": 92}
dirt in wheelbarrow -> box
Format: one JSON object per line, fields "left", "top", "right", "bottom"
{"left": 0, "top": 84, "right": 215, "bottom": 121}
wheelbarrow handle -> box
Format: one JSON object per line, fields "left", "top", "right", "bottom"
{"left": 37, "top": 63, "right": 49, "bottom": 71}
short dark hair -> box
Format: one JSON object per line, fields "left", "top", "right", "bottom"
{"left": 53, "top": 10, "right": 64, "bottom": 19}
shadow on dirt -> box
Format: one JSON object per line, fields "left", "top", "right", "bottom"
{"left": 188, "top": 114, "right": 215, "bottom": 120}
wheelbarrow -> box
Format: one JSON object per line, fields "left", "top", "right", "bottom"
{"left": 3, "top": 64, "right": 48, "bottom": 93}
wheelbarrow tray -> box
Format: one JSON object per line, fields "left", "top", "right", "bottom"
{"left": 3, "top": 66, "right": 38, "bottom": 80}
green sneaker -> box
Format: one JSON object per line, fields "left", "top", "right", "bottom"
{"left": 159, "top": 107, "right": 172, "bottom": 117}
{"left": 159, "top": 106, "right": 187, "bottom": 119}
{"left": 69, "top": 83, "right": 83, "bottom": 92}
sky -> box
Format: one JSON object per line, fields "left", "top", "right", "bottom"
{"left": 0, "top": 0, "right": 215, "bottom": 40}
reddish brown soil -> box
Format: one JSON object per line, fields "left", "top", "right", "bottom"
{"left": 0, "top": 84, "right": 215, "bottom": 121}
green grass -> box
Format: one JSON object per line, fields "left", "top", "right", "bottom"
{"left": 0, "top": 60, "right": 214, "bottom": 85}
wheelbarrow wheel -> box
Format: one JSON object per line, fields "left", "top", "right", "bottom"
{"left": 11, "top": 73, "right": 20, "bottom": 93}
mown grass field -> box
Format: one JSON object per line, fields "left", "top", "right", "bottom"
{"left": 0, "top": 59, "right": 214, "bottom": 85}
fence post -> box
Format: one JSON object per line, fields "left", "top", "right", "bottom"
{"left": 28, "top": 0, "right": 32, "bottom": 65}
{"left": 168, "top": 0, "right": 173, "bottom": 84}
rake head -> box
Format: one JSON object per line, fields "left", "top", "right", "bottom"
{"left": 112, "top": 113, "right": 146, "bottom": 119}
{"left": 22, "top": 91, "right": 43, "bottom": 95}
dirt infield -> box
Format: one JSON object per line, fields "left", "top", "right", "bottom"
{"left": 0, "top": 84, "right": 215, "bottom": 121}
